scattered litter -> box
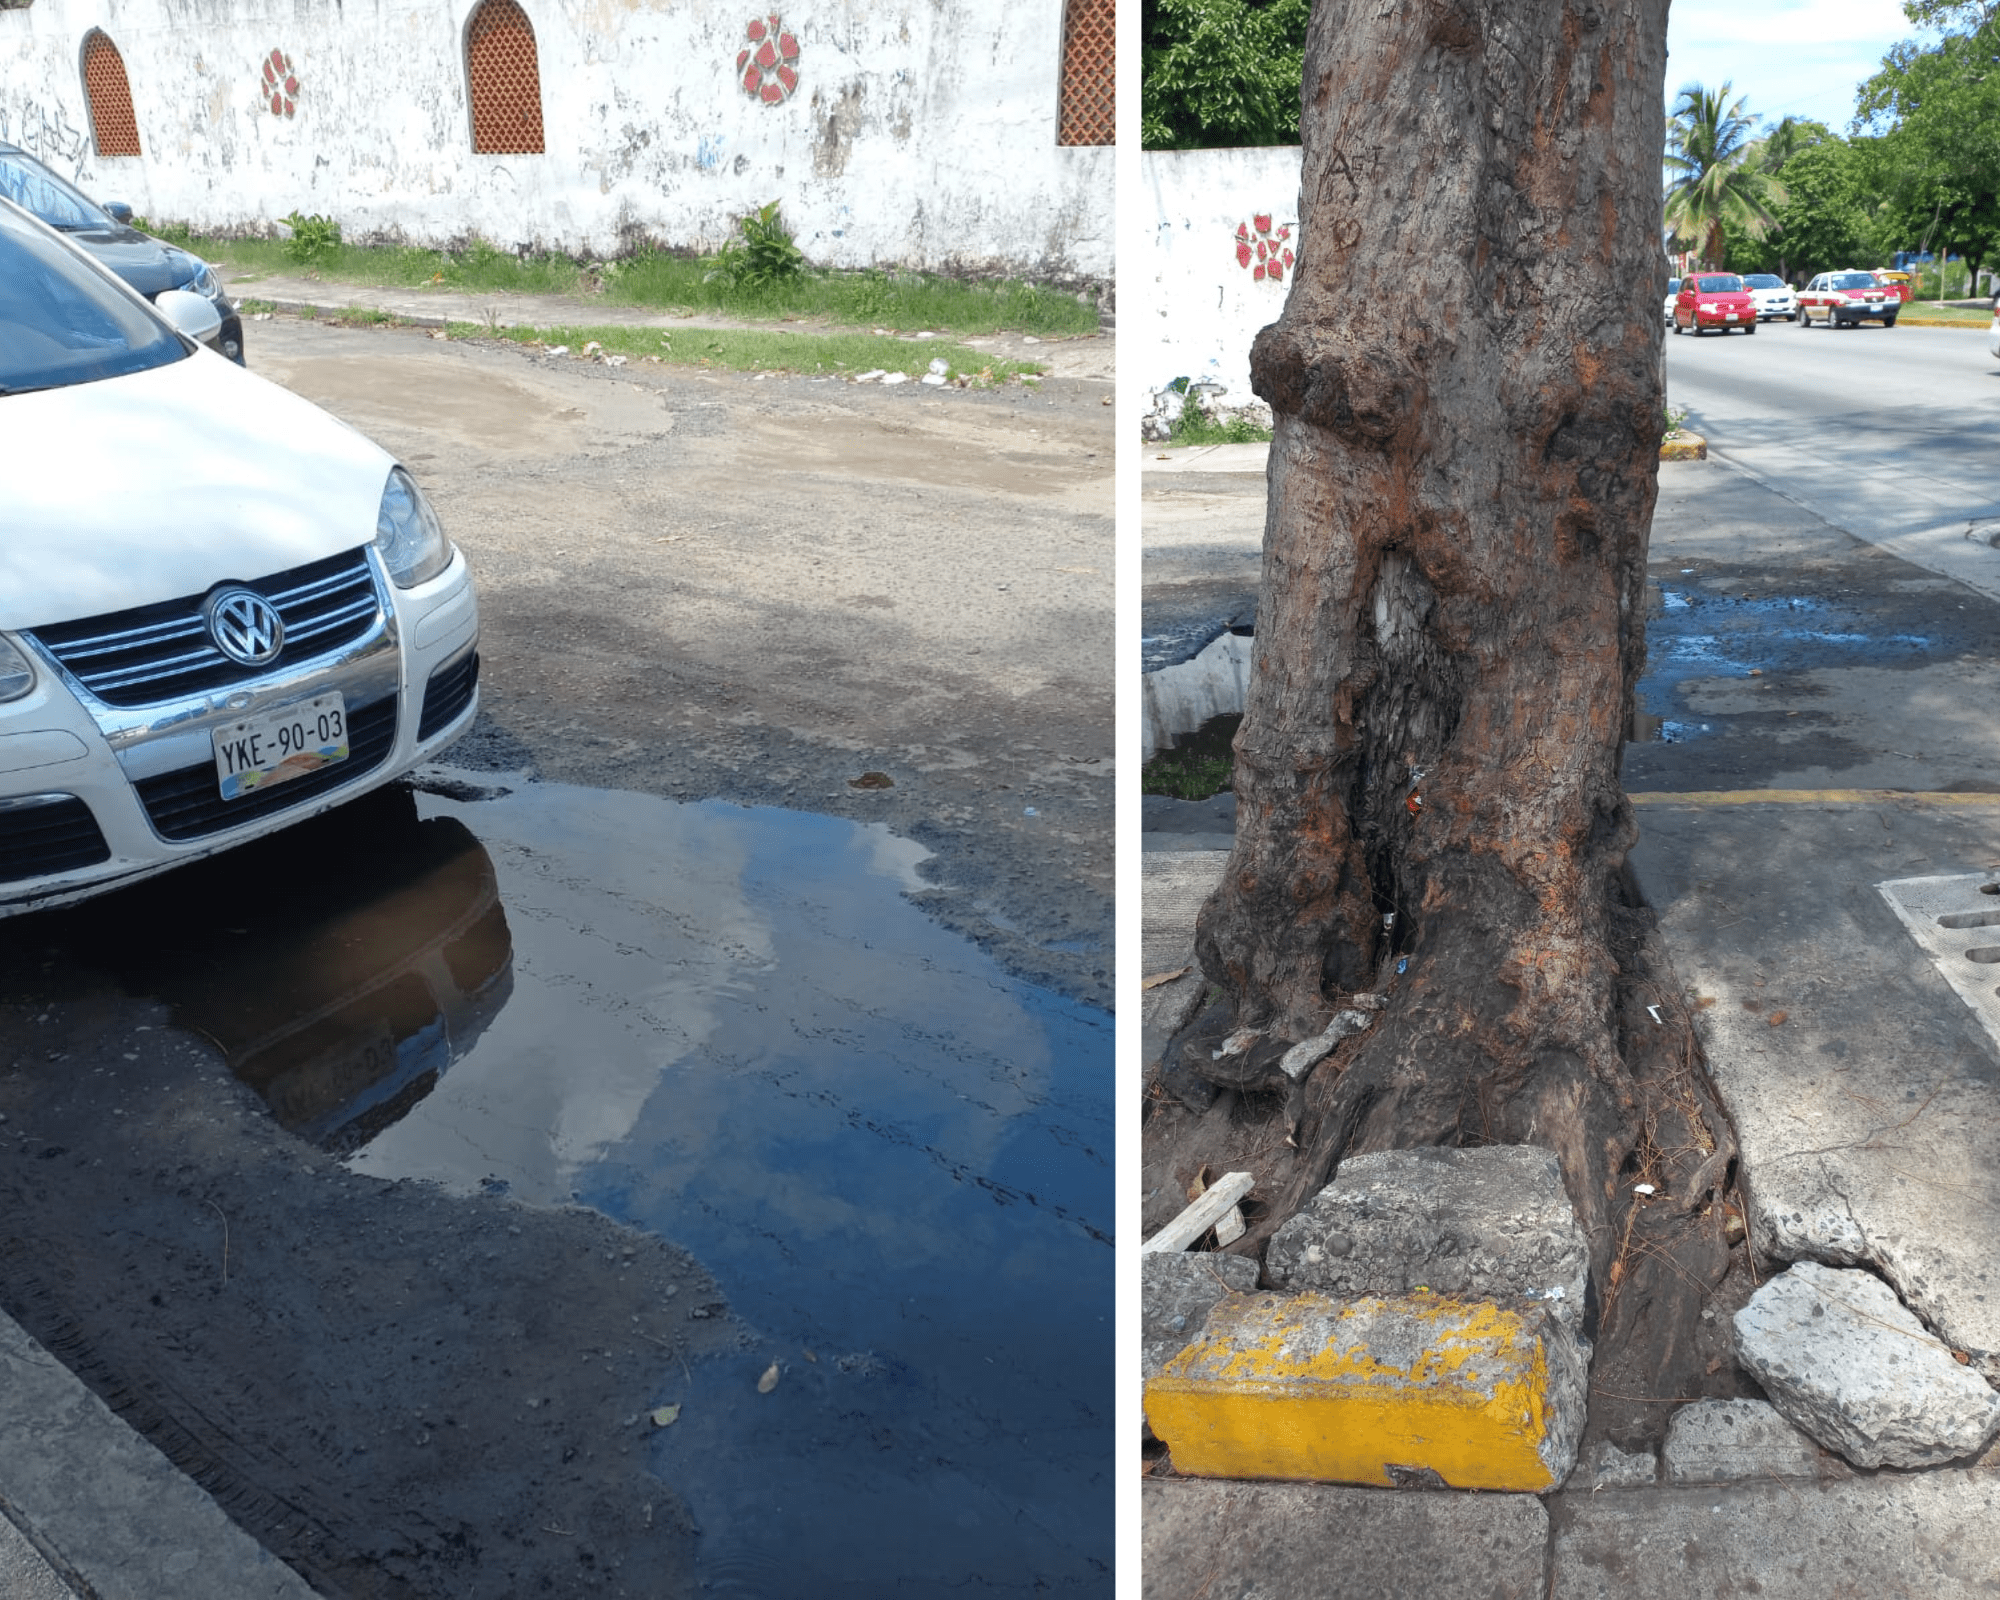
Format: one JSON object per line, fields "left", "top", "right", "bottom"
{"left": 544, "top": 345, "right": 570, "bottom": 357}
{"left": 915, "top": 330, "right": 938, "bottom": 340}
{"left": 853, "top": 369, "right": 887, "bottom": 383}
{"left": 1382, "top": 912, "right": 1396, "bottom": 932}
{"left": 927, "top": 357, "right": 949, "bottom": 375}
{"left": 649, "top": 1404, "right": 681, "bottom": 1428}
{"left": 921, "top": 372, "right": 948, "bottom": 387}
{"left": 880, "top": 372, "right": 909, "bottom": 385}
{"left": 1646, "top": 1003, "right": 1663, "bottom": 1025}
{"left": 1021, "top": 335, "right": 1041, "bottom": 345}
{"left": 1633, "top": 1183, "right": 1656, "bottom": 1196}
{"left": 1023, "top": 806, "right": 1038, "bottom": 816}
{"left": 1215, "top": 1028, "right": 1262, "bottom": 1059}
{"left": 604, "top": 354, "right": 628, "bottom": 367}
{"left": 1405, "top": 793, "right": 1424, "bottom": 815}
{"left": 583, "top": 340, "right": 603, "bottom": 355}
{"left": 757, "top": 1361, "right": 782, "bottom": 1394}
{"left": 1396, "top": 957, "right": 1409, "bottom": 975}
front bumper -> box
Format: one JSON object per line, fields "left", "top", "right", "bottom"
{"left": 0, "top": 545, "right": 479, "bottom": 915}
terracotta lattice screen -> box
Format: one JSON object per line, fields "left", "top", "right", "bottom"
{"left": 466, "top": 0, "right": 545, "bottom": 155}
{"left": 1056, "top": 0, "right": 1113, "bottom": 147}
{"left": 82, "top": 32, "right": 141, "bottom": 157}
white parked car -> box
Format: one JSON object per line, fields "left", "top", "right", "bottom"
{"left": 1742, "top": 273, "right": 1798, "bottom": 321}
{"left": 1989, "top": 296, "right": 2000, "bottom": 360}
{"left": 0, "top": 196, "right": 480, "bottom": 914}
{"left": 1663, "top": 277, "right": 1681, "bottom": 322}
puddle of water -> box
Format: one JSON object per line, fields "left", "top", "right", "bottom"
{"left": 42, "top": 778, "right": 1112, "bottom": 1595}
{"left": 1636, "top": 586, "right": 1935, "bottom": 740}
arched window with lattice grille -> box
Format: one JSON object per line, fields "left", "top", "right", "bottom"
{"left": 1056, "top": 0, "right": 1113, "bottom": 147}
{"left": 464, "top": 0, "right": 545, "bottom": 155}
{"left": 81, "top": 31, "right": 141, "bottom": 158}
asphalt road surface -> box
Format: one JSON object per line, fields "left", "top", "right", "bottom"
{"left": 1665, "top": 317, "right": 2000, "bottom": 585}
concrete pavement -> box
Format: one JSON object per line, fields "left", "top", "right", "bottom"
{"left": 1141, "top": 453, "right": 2000, "bottom": 1593}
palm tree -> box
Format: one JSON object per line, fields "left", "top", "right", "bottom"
{"left": 1663, "top": 82, "right": 1783, "bottom": 268}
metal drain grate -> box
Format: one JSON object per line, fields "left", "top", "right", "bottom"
{"left": 1879, "top": 872, "right": 2000, "bottom": 1050}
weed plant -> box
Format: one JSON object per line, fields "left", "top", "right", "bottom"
{"left": 1141, "top": 714, "right": 1240, "bottom": 801}
{"left": 1169, "top": 408, "right": 1273, "bottom": 447}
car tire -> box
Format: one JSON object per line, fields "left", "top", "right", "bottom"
{"left": 1672, "top": 316, "right": 1684, "bottom": 335}
{"left": 1885, "top": 313, "right": 1898, "bottom": 328}
{"left": 1744, "top": 319, "right": 1756, "bottom": 334}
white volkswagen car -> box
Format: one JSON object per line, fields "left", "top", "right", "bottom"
{"left": 0, "top": 196, "right": 480, "bottom": 913}
{"left": 1742, "top": 273, "right": 1798, "bottom": 322}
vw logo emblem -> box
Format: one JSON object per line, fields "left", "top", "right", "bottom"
{"left": 205, "top": 588, "right": 285, "bottom": 666}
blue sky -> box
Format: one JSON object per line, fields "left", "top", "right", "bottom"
{"left": 1664, "top": 0, "right": 1919, "bottom": 133}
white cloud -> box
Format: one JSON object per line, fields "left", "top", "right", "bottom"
{"left": 1666, "top": 0, "right": 1915, "bottom": 128}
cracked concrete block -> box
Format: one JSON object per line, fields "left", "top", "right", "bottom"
{"left": 1145, "top": 1288, "right": 1588, "bottom": 1492}
{"left": 1141, "top": 1251, "right": 1259, "bottom": 1381}
{"left": 1733, "top": 1260, "right": 2000, "bottom": 1469}
{"left": 1570, "top": 1439, "right": 1658, "bottom": 1488}
{"left": 1662, "top": 1398, "right": 1821, "bottom": 1483}
{"left": 1266, "top": 1145, "right": 1590, "bottom": 1332}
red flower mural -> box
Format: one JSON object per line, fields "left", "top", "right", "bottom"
{"left": 259, "top": 47, "right": 299, "bottom": 118}
{"left": 736, "top": 14, "right": 800, "bottom": 104}
{"left": 1233, "top": 214, "right": 1294, "bottom": 284}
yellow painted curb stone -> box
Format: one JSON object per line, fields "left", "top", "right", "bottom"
{"left": 1660, "top": 431, "right": 1707, "bottom": 461}
{"left": 1144, "top": 1289, "right": 1587, "bottom": 1491}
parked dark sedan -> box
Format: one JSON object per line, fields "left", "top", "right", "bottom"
{"left": 0, "top": 140, "right": 242, "bottom": 363}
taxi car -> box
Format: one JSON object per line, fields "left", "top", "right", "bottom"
{"left": 1799, "top": 270, "right": 1899, "bottom": 328}
{"left": 0, "top": 196, "right": 480, "bottom": 915}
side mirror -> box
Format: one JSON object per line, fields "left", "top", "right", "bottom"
{"left": 155, "top": 287, "right": 223, "bottom": 348}
{"left": 103, "top": 201, "right": 134, "bottom": 225}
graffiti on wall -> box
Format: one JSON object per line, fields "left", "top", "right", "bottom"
{"left": 260, "top": 48, "right": 300, "bottom": 118}
{"left": 1234, "top": 214, "right": 1293, "bottom": 283}
{"left": 737, "top": 14, "right": 800, "bottom": 104}
{"left": 0, "top": 98, "right": 88, "bottom": 173}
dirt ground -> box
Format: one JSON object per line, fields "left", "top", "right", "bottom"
{"left": 0, "top": 318, "right": 1112, "bottom": 1598}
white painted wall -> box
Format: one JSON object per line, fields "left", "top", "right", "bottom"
{"left": 1143, "top": 145, "right": 1303, "bottom": 408}
{"left": 0, "top": 0, "right": 1113, "bottom": 280}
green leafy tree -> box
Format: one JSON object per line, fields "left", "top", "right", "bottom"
{"left": 1723, "top": 138, "right": 1872, "bottom": 280}
{"left": 1663, "top": 82, "right": 1782, "bottom": 268}
{"left": 1856, "top": 16, "right": 2000, "bottom": 295}
{"left": 1141, "top": 0, "right": 1310, "bottom": 150}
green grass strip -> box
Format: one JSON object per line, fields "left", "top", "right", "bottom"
{"left": 443, "top": 321, "right": 1048, "bottom": 383}
{"left": 176, "top": 229, "right": 1099, "bottom": 337}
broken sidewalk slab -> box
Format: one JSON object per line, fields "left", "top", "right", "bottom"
{"left": 1554, "top": 1471, "right": 2000, "bottom": 1598}
{"left": 1626, "top": 796, "right": 2000, "bottom": 1383}
{"left": 1570, "top": 1438, "right": 1658, "bottom": 1488}
{"left": 1143, "top": 1288, "right": 1588, "bottom": 1492}
{"left": 1266, "top": 1145, "right": 1592, "bottom": 1334}
{"left": 1661, "top": 1398, "right": 1822, "bottom": 1483}
{"left": 1141, "top": 1478, "right": 1546, "bottom": 1600}
{"left": 1733, "top": 1260, "right": 2000, "bottom": 1469}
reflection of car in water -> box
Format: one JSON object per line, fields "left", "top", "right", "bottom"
{"left": 61, "top": 785, "right": 511, "bottom": 1150}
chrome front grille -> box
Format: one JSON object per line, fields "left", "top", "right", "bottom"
{"left": 26, "top": 549, "right": 381, "bottom": 708}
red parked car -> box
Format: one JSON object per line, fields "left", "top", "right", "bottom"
{"left": 1672, "top": 273, "right": 1758, "bottom": 335}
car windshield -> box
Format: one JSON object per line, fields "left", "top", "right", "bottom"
{"left": 1696, "top": 275, "right": 1744, "bottom": 292}
{"left": 0, "top": 150, "right": 111, "bottom": 232}
{"left": 1832, "top": 272, "right": 1877, "bottom": 290}
{"left": 1744, "top": 275, "right": 1783, "bottom": 289}
{"left": 0, "top": 201, "right": 186, "bottom": 393}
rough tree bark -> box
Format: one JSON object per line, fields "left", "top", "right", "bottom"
{"left": 1186, "top": 0, "right": 1739, "bottom": 1345}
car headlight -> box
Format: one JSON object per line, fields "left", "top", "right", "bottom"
{"left": 185, "top": 260, "right": 224, "bottom": 302}
{"left": 0, "top": 637, "right": 36, "bottom": 703}
{"left": 374, "top": 467, "right": 454, "bottom": 589}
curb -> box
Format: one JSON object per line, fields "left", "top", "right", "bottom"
{"left": 1660, "top": 431, "right": 1707, "bottom": 461}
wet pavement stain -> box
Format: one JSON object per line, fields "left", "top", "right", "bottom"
{"left": 38, "top": 777, "right": 1112, "bottom": 1596}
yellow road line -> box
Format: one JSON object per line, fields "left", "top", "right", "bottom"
{"left": 1630, "top": 790, "right": 2000, "bottom": 807}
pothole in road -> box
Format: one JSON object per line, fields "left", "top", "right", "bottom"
{"left": 36, "top": 776, "right": 1112, "bottom": 1595}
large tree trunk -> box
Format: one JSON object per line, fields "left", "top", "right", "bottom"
{"left": 1190, "top": 0, "right": 1726, "bottom": 1301}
